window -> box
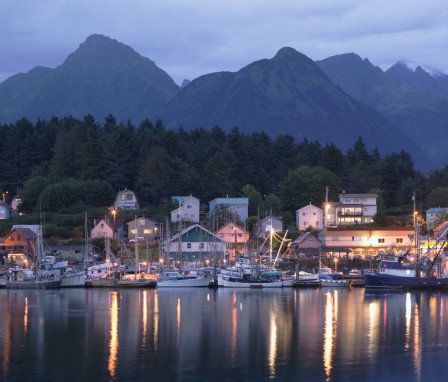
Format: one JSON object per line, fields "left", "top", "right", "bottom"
{"left": 396, "top": 238, "right": 403, "bottom": 243}
{"left": 187, "top": 243, "right": 192, "bottom": 249}
{"left": 199, "top": 243, "right": 204, "bottom": 249}
{"left": 302, "top": 212, "right": 306, "bottom": 216}
{"left": 187, "top": 204, "right": 192, "bottom": 209}
{"left": 378, "top": 238, "right": 385, "bottom": 243}
{"left": 313, "top": 212, "right": 316, "bottom": 215}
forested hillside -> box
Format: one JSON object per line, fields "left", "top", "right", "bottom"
{"left": 1, "top": 115, "right": 448, "bottom": 238}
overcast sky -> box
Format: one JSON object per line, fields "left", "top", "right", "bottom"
{"left": 1, "top": 0, "right": 448, "bottom": 86}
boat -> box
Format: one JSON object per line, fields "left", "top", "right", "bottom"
{"left": 88, "top": 269, "right": 157, "bottom": 288}
{"left": 6, "top": 226, "right": 62, "bottom": 289}
{"left": 220, "top": 270, "right": 293, "bottom": 288}
{"left": 157, "top": 270, "right": 212, "bottom": 287}
{"left": 320, "top": 273, "right": 351, "bottom": 288}
{"left": 364, "top": 225, "right": 448, "bottom": 290}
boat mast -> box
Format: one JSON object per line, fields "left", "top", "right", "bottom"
{"left": 135, "top": 215, "right": 138, "bottom": 279}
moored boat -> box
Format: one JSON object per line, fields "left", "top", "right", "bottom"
{"left": 157, "top": 270, "right": 212, "bottom": 287}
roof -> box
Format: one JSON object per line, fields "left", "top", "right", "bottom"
{"left": 426, "top": 207, "right": 448, "bottom": 213}
{"left": 293, "top": 231, "right": 319, "bottom": 245}
{"left": 339, "top": 194, "right": 378, "bottom": 198}
{"left": 296, "top": 203, "right": 323, "bottom": 212}
{"left": 209, "top": 197, "right": 248, "bottom": 205}
{"left": 172, "top": 195, "right": 199, "bottom": 204}
{"left": 170, "top": 224, "right": 224, "bottom": 243}
{"left": 258, "top": 215, "right": 283, "bottom": 223}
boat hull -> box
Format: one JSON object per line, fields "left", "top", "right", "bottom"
{"left": 87, "top": 278, "right": 157, "bottom": 288}
{"left": 364, "top": 272, "right": 448, "bottom": 290}
{"left": 221, "top": 278, "right": 293, "bottom": 288}
{"left": 7, "top": 279, "right": 62, "bottom": 289}
{"left": 61, "top": 271, "right": 86, "bottom": 287}
{"left": 321, "top": 279, "right": 351, "bottom": 288}
{"left": 157, "top": 278, "right": 211, "bottom": 288}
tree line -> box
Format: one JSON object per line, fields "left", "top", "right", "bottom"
{"left": 1, "top": 114, "right": 448, "bottom": 237}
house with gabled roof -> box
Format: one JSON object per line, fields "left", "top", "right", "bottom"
{"left": 0, "top": 225, "right": 39, "bottom": 264}
{"left": 0, "top": 201, "right": 13, "bottom": 220}
{"left": 170, "top": 196, "right": 200, "bottom": 223}
{"left": 127, "top": 217, "right": 159, "bottom": 242}
{"left": 91, "top": 219, "right": 114, "bottom": 240}
{"left": 254, "top": 215, "right": 283, "bottom": 237}
{"left": 426, "top": 207, "right": 448, "bottom": 232}
{"left": 163, "top": 224, "right": 225, "bottom": 263}
{"left": 114, "top": 188, "right": 139, "bottom": 210}
{"left": 209, "top": 197, "right": 249, "bottom": 222}
{"left": 215, "top": 222, "right": 249, "bottom": 260}
{"left": 296, "top": 203, "right": 323, "bottom": 231}
{"left": 291, "top": 231, "right": 322, "bottom": 258}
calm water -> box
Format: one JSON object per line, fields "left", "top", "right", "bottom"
{"left": 1, "top": 287, "right": 448, "bottom": 382}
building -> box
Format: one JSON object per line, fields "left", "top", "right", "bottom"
{"left": 326, "top": 193, "right": 378, "bottom": 226}
{"left": 170, "top": 196, "right": 200, "bottom": 223}
{"left": 114, "top": 188, "right": 139, "bottom": 210}
{"left": 163, "top": 224, "right": 225, "bottom": 263}
{"left": 215, "top": 223, "right": 249, "bottom": 260}
{"left": 127, "top": 217, "right": 159, "bottom": 242}
{"left": 0, "top": 201, "right": 13, "bottom": 220}
{"left": 254, "top": 216, "right": 284, "bottom": 237}
{"left": 318, "top": 227, "right": 415, "bottom": 258}
{"left": 91, "top": 219, "right": 114, "bottom": 240}
{"left": 426, "top": 207, "right": 448, "bottom": 231}
{"left": 0, "top": 225, "right": 40, "bottom": 264}
{"left": 291, "top": 231, "right": 322, "bottom": 258}
{"left": 296, "top": 203, "right": 323, "bottom": 231}
{"left": 209, "top": 197, "right": 249, "bottom": 222}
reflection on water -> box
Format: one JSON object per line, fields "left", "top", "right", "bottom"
{"left": 1, "top": 289, "right": 448, "bottom": 381}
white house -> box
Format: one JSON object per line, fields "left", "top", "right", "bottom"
{"left": 426, "top": 207, "right": 448, "bottom": 231}
{"left": 114, "top": 188, "right": 139, "bottom": 210}
{"left": 91, "top": 219, "right": 114, "bottom": 240}
{"left": 209, "top": 197, "right": 249, "bottom": 222}
{"left": 170, "top": 196, "right": 200, "bottom": 223}
{"left": 296, "top": 203, "right": 324, "bottom": 231}
{"left": 326, "top": 193, "right": 378, "bottom": 226}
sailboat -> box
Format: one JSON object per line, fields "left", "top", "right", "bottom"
{"left": 7, "top": 225, "right": 62, "bottom": 289}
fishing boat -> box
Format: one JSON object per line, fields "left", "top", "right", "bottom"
{"left": 157, "top": 270, "right": 211, "bottom": 287}
{"left": 88, "top": 269, "right": 157, "bottom": 288}
{"left": 320, "top": 273, "right": 351, "bottom": 288}
{"left": 364, "top": 225, "right": 448, "bottom": 290}
{"left": 220, "top": 270, "right": 293, "bottom": 288}
{"left": 6, "top": 226, "right": 62, "bottom": 289}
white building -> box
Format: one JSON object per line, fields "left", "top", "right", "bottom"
{"left": 170, "top": 196, "right": 200, "bottom": 223}
{"left": 296, "top": 203, "right": 324, "bottom": 231}
{"left": 326, "top": 193, "right": 377, "bottom": 226}
{"left": 426, "top": 207, "right": 448, "bottom": 231}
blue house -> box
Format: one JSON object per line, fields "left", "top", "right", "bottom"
{"left": 209, "top": 197, "right": 249, "bottom": 222}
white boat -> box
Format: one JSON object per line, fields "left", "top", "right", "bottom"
{"left": 295, "top": 270, "right": 319, "bottom": 282}
{"left": 320, "top": 274, "right": 351, "bottom": 288}
{"left": 220, "top": 271, "right": 293, "bottom": 288}
{"left": 157, "top": 271, "right": 211, "bottom": 288}
{"left": 85, "top": 261, "right": 114, "bottom": 280}
{"left": 88, "top": 272, "right": 157, "bottom": 288}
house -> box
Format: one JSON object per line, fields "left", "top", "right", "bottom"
{"left": 215, "top": 223, "right": 249, "bottom": 260}
{"left": 127, "top": 217, "right": 159, "bottom": 242}
{"left": 170, "top": 196, "right": 200, "bottom": 223}
{"left": 325, "top": 193, "right": 378, "bottom": 226}
{"left": 254, "top": 216, "right": 283, "bottom": 237}
{"left": 163, "top": 224, "right": 225, "bottom": 263}
{"left": 296, "top": 203, "right": 323, "bottom": 231}
{"left": 91, "top": 219, "right": 114, "bottom": 240}
{"left": 0, "top": 201, "right": 13, "bottom": 220}
{"left": 114, "top": 188, "right": 139, "bottom": 210}
{"left": 291, "top": 231, "right": 322, "bottom": 258}
{"left": 426, "top": 207, "right": 448, "bottom": 231}
{"left": 318, "top": 227, "right": 415, "bottom": 258}
{"left": 209, "top": 197, "right": 249, "bottom": 222}
{"left": 0, "top": 225, "right": 40, "bottom": 264}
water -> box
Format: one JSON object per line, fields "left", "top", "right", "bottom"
{"left": 1, "top": 287, "right": 448, "bottom": 382}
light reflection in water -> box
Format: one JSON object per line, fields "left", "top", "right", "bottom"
{"left": 2, "top": 297, "right": 12, "bottom": 380}
{"left": 367, "top": 300, "right": 380, "bottom": 356}
{"left": 177, "top": 298, "right": 181, "bottom": 348}
{"left": 323, "top": 291, "right": 338, "bottom": 382}
{"left": 231, "top": 292, "right": 237, "bottom": 367}
{"left": 268, "top": 311, "right": 277, "bottom": 379}
{"left": 141, "top": 291, "right": 147, "bottom": 351}
{"left": 154, "top": 292, "right": 159, "bottom": 351}
{"left": 24, "top": 297, "right": 28, "bottom": 334}
{"left": 108, "top": 292, "right": 119, "bottom": 379}
{"left": 405, "top": 293, "right": 411, "bottom": 351}
{"left": 413, "top": 302, "right": 421, "bottom": 382}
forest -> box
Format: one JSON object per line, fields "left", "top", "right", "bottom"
{"left": 1, "top": 114, "right": 448, "bottom": 240}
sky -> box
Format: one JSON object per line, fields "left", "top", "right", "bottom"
{"left": 1, "top": 0, "right": 448, "bottom": 86}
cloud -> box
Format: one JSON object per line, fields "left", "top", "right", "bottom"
{"left": 1, "top": 0, "right": 448, "bottom": 85}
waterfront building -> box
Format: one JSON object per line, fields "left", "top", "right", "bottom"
{"left": 215, "top": 222, "right": 249, "bottom": 260}
{"left": 325, "top": 193, "right": 378, "bottom": 226}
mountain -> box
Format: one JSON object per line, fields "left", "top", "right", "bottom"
{"left": 316, "top": 54, "right": 448, "bottom": 168}
{"left": 155, "top": 47, "right": 426, "bottom": 162}
{"left": 386, "top": 61, "right": 448, "bottom": 98}
{"left": 0, "top": 34, "right": 179, "bottom": 123}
